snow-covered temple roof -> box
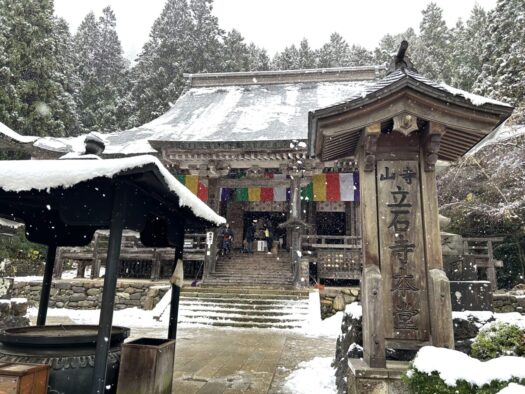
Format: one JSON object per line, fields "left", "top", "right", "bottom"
{"left": 9, "top": 67, "right": 383, "bottom": 156}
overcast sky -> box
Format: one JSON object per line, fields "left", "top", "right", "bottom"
{"left": 54, "top": 0, "right": 498, "bottom": 61}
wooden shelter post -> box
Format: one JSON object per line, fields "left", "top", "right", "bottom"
{"left": 168, "top": 230, "right": 184, "bottom": 340}
{"left": 91, "top": 183, "right": 127, "bottom": 394}
{"left": 36, "top": 244, "right": 57, "bottom": 326}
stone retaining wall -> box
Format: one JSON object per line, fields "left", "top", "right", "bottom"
{"left": 493, "top": 293, "right": 525, "bottom": 313}
{"left": 320, "top": 287, "right": 360, "bottom": 319}
{"left": 11, "top": 279, "right": 170, "bottom": 310}
{"left": 0, "top": 298, "right": 30, "bottom": 330}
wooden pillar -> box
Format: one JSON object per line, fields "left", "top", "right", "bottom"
{"left": 487, "top": 241, "right": 497, "bottom": 291}
{"left": 91, "top": 231, "right": 101, "bottom": 279}
{"left": 52, "top": 247, "right": 63, "bottom": 279}
{"left": 91, "top": 183, "right": 127, "bottom": 394}
{"left": 290, "top": 176, "right": 303, "bottom": 285}
{"left": 356, "top": 123, "right": 385, "bottom": 367}
{"left": 151, "top": 249, "right": 161, "bottom": 280}
{"left": 358, "top": 124, "right": 380, "bottom": 269}
{"left": 168, "top": 229, "right": 184, "bottom": 340}
{"left": 428, "top": 269, "right": 454, "bottom": 348}
{"left": 362, "top": 265, "right": 386, "bottom": 367}
{"left": 37, "top": 244, "right": 57, "bottom": 326}
{"left": 420, "top": 122, "right": 454, "bottom": 348}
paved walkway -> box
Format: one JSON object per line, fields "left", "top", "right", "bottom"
{"left": 133, "top": 326, "right": 336, "bottom": 393}
{"left": 33, "top": 316, "right": 337, "bottom": 393}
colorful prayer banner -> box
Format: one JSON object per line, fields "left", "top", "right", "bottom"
{"left": 217, "top": 173, "right": 359, "bottom": 203}
{"left": 176, "top": 175, "right": 208, "bottom": 202}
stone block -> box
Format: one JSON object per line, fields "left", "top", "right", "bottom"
{"left": 146, "top": 288, "right": 159, "bottom": 298}
{"left": 343, "top": 294, "right": 356, "bottom": 304}
{"left": 443, "top": 255, "right": 477, "bottom": 281}
{"left": 116, "top": 292, "right": 130, "bottom": 300}
{"left": 70, "top": 293, "right": 87, "bottom": 302}
{"left": 0, "top": 301, "right": 10, "bottom": 316}
{"left": 11, "top": 300, "right": 27, "bottom": 316}
{"left": 124, "top": 287, "right": 136, "bottom": 294}
{"left": 0, "top": 278, "right": 13, "bottom": 298}
{"left": 56, "top": 302, "right": 64, "bottom": 308}
{"left": 72, "top": 286, "right": 85, "bottom": 293}
{"left": 86, "top": 288, "right": 100, "bottom": 296}
{"left": 55, "top": 282, "right": 71, "bottom": 290}
{"left": 347, "top": 359, "right": 409, "bottom": 394}
{"left": 333, "top": 294, "right": 345, "bottom": 311}
{"left": 143, "top": 297, "right": 155, "bottom": 311}
{"left": 129, "top": 293, "right": 142, "bottom": 300}
{"left": 450, "top": 281, "right": 492, "bottom": 311}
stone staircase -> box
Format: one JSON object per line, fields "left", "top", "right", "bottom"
{"left": 178, "top": 287, "right": 312, "bottom": 329}
{"left": 203, "top": 252, "right": 294, "bottom": 287}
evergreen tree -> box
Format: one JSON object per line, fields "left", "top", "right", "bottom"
{"left": 272, "top": 45, "right": 300, "bottom": 70}
{"left": 128, "top": 0, "right": 194, "bottom": 125}
{"left": 450, "top": 6, "right": 489, "bottom": 91}
{"left": 0, "top": 0, "right": 77, "bottom": 137}
{"left": 52, "top": 17, "right": 81, "bottom": 135}
{"left": 246, "top": 43, "right": 270, "bottom": 71}
{"left": 373, "top": 28, "right": 417, "bottom": 65}
{"left": 222, "top": 29, "right": 250, "bottom": 72}
{"left": 412, "top": 3, "right": 452, "bottom": 82}
{"left": 317, "top": 33, "right": 350, "bottom": 68}
{"left": 347, "top": 44, "right": 374, "bottom": 66}
{"left": 297, "top": 38, "right": 317, "bottom": 69}
{"left": 73, "top": 7, "right": 128, "bottom": 132}
{"left": 474, "top": 0, "right": 525, "bottom": 119}
{"left": 189, "top": 0, "right": 223, "bottom": 73}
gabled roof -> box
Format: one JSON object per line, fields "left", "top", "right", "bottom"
{"left": 309, "top": 68, "right": 514, "bottom": 161}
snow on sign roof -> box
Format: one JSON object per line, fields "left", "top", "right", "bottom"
{"left": 0, "top": 155, "right": 225, "bottom": 225}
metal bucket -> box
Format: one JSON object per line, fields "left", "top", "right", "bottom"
{"left": 0, "top": 325, "right": 130, "bottom": 394}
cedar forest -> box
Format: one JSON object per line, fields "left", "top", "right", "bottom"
{"left": 0, "top": 0, "right": 524, "bottom": 287}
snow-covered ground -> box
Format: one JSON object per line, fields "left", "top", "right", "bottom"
{"left": 284, "top": 357, "right": 336, "bottom": 394}
{"left": 412, "top": 346, "right": 525, "bottom": 388}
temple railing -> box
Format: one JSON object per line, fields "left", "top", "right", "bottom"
{"left": 54, "top": 231, "right": 207, "bottom": 280}
{"left": 301, "top": 235, "right": 362, "bottom": 280}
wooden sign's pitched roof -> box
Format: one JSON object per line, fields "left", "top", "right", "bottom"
{"left": 309, "top": 68, "right": 514, "bottom": 161}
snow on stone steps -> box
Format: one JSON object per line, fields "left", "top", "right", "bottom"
{"left": 177, "top": 287, "right": 312, "bottom": 330}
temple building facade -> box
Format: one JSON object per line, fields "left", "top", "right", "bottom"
{"left": 0, "top": 62, "right": 512, "bottom": 287}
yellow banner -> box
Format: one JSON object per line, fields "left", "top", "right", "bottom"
{"left": 248, "top": 187, "right": 261, "bottom": 202}
{"left": 312, "top": 174, "right": 326, "bottom": 201}
{"left": 185, "top": 175, "right": 199, "bottom": 195}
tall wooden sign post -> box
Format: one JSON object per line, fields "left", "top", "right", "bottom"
{"left": 358, "top": 120, "right": 454, "bottom": 371}
{"left": 308, "top": 41, "right": 512, "bottom": 392}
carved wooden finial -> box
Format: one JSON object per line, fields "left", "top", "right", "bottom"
{"left": 387, "top": 40, "right": 418, "bottom": 74}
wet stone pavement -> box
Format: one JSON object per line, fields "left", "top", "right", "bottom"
{"left": 32, "top": 316, "right": 337, "bottom": 393}
{"left": 133, "top": 326, "right": 336, "bottom": 393}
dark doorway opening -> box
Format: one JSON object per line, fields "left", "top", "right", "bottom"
{"left": 316, "top": 212, "right": 346, "bottom": 236}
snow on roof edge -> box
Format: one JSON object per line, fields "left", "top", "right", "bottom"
{"left": 0, "top": 122, "right": 38, "bottom": 144}
{"left": 0, "top": 155, "right": 225, "bottom": 226}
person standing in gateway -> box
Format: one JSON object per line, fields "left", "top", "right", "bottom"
{"left": 222, "top": 223, "right": 234, "bottom": 256}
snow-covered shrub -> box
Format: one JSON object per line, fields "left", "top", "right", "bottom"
{"left": 471, "top": 322, "right": 525, "bottom": 361}
{"left": 404, "top": 346, "right": 525, "bottom": 394}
